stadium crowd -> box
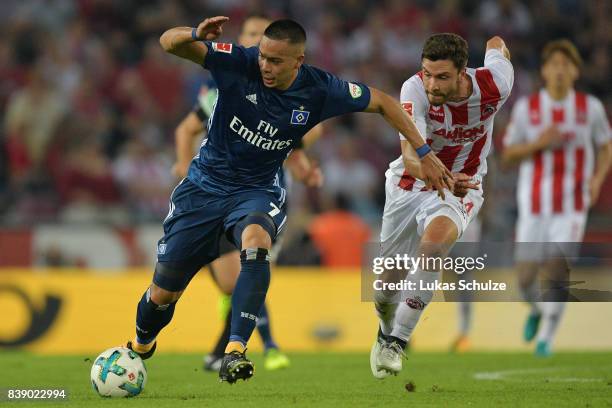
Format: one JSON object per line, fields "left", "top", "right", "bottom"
{"left": 0, "top": 0, "right": 609, "bottom": 257}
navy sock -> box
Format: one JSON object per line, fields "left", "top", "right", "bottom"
{"left": 257, "top": 303, "right": 278, "bottom": 351}
{"left": 135, "top": 287, "right": 176, "bottom": 344}
{"left": 229, "top": 248, "right": 271, "bottom": 346}
{"left": 211, "top": 306, "right": 232, "bottom": 358}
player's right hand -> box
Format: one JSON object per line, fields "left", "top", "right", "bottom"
{"left": 536, "top": 126, "right": 564, "bottom": 150}
{"left": 195, "top": 16, "right": 230, "bottom": 41}
{"left": 421, "top": 152, "right": 454, "bottom": 200}
{"left": 172, "top": 161, "right": 190, "bottom": 179}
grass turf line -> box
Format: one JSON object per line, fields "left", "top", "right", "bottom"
{"left": 2, "top": 352, "right": 611, "bottom": 407}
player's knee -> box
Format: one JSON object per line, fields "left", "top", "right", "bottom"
{"left": 421, "top": 216, "right": 459, "bottom": 247}
{"left": 419, "top": 217, "right": 459, "bottom": 264}
{"left": 233, "top": 212, "right": 276, "bottom": 250}
{"left": 241, "top": 224, "right": 272, "bottom": 250}
{"left": 149, "top": 283, "right": 183, "bottom": 304}
{"left": 152, "top": 259, "right": 200, "bottom": 297}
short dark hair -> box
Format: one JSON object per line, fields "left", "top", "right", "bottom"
{"left": 421, "top": 33, "right": 468, "bottom": 70}
{"left": 542, "top": 39, "right": 582, "bottom": 68}
{"left": 264, "top": 19, "right": 306, "bottom": 44}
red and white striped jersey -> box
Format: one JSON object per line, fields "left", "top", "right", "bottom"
{"left": 504, "top": 90, "right": 611, "bottom": 216}
{"left": 387, "top": 49, "right": 514, "bottom": 191}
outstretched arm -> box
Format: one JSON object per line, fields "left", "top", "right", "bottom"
{"left": 172, "top": 112, "right": 204, "bottom": 178}
{"left": 302, "top": 124, "right": 324, "bottom": 148}
{"left": 502, "top": 126, "right": 565, "bottom": 166}
{"left": 160, "top": 16, "right": 229, "bottom": 65}
{"left": 365, "top": 87, "right": 454, "bottom": 198}
{"left": 285, "top": 149, "right": 323, "bottom": 188}
{"left": 284, "top": 125, "right": 325, "bottom": 188}
{"left": 590, "top": 141, "right": 612, "bottom": 205}
{"left": 486, "top": 36, "right": 510, "bottom": 60}
{"left": 401, "top": 141, "right": 479, "bottom": 198}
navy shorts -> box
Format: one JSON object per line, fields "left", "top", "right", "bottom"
{"left": 154, "top": 178, "right": 287, "bottom": 291}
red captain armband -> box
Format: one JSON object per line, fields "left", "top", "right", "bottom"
{"left": 415, "top": 143, "right": 431, "bottom": 159}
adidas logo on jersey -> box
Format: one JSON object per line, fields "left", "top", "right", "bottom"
{"left": 246, "top": 94, "right": 257, "bottom": 105}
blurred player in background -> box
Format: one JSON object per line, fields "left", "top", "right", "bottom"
{"left": 448, "top": 217, "right": 481, "bottom": 353}
{"left": 371, "top": 33, "right": 513, "bottom": 378}
{"left": 502, "top": 40, "right": 611, "bottom": 356}
{"left": 173, "top": 15, "right": 323, "bottom": 372}
{"left": 128, "top": 16, "right": 451, "bottom": 384}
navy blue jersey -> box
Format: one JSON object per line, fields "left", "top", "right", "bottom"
{"left": 187, "top": 41, "right": 371, "bottom": 195}
{"left": 191, "top": 84, "right": 290, "bottom": 193}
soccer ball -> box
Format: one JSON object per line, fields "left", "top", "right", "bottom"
{"left": 90, "top": 347, "right": 147, "bottom": 397}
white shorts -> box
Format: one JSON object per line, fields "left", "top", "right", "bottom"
{"left": 515, "top": 212, "right": 587, "bottom": 262}
{"left": 380, "top": 176, "right": 484, "bottom": 258}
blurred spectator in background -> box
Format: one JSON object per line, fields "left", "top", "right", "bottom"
{"left": 137, "top": 38, "right": 185, "bottom": 124}
{"left": 309, "top": 194, "right": 371, "bottom": 268}
{"left": 321, "top": 136, "right": 379, "bottom": 221}
{"left": 55, "top": 136, "right": 125, "bottom": 224}
{"left": 0, "top": 0, "right": 609, "bottom": 262}
{"left": 4, "top": 64, "right": 67, "bottom": 188}
{"left": 112, "top": 135, "right": 174, "bottom": 221}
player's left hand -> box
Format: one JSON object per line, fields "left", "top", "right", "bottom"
{"left": 589, "top": 177, "right": 602, "bottom": 207}
{"left": 452, "top": 173, "right": 480, "bottom": 198}
{"left": 196, "top": 16, "right": 230, "bottom": 41}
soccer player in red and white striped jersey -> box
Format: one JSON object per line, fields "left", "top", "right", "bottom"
{"left": 371, "top": 33, "right": 513, "bottom": 378}
{"left": 502, "top": 40, "right": 612, "bottom": 356}
{"left": 388, "top": 40, "right": 513, "bottom": 193}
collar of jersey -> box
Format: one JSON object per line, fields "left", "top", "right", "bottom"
{"left": 266, "top": 65, "right": 304, "bottom": 94}
{"left": 543, "top": 88, "right": 574, "bottom": 105}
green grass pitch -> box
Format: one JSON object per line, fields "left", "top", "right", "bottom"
{"left": 2, "top": 351, "right": 611, "bottom": 407}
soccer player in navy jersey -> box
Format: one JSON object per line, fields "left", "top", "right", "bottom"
{"left": 173, "top": 15, "right": 323, "bottom": 372}
{"left": 126, "top": 16, "right": 452, "bottom": 384}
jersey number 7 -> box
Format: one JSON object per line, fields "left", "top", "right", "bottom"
{"left": 268, "top": 202, "right": 281, "bottom": 217}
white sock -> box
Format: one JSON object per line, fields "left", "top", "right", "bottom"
{"left": 536, "top": 301, "right": 566, "bottom": 344}
{"left": 520, "top": 280, "right": 541, "bottom": 315}
{"left": 391, "top": 269, "right": 440, "bottom": 341}
{"left": 373, "top": 272, "right": 403, "bottom": 335}
{"left": 374, "top": 301, "right": 398, "bottom": 336}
